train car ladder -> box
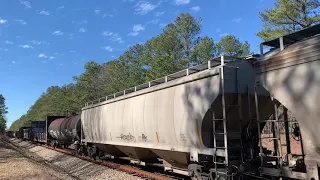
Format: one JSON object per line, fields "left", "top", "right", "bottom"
{"left": 212, "top": 57, "right": 244, "bottom": 179}
{"left": 254, "top": 84, "right": 283, "bottom": 168}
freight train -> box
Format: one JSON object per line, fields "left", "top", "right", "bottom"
{"left": 6, "top": 24, "right": 320, "bottom": 180}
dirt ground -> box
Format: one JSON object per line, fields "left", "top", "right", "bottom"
{"left": 262, "top": 133, "right": 303, "bottom": 155}
{"left": 0, "top": 137, "right": 74, "bottom": 180}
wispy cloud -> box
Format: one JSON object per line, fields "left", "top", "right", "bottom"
{"left": 19, "top": 44, "right": 33, "bottom": 49}
{"left": 128, "top": 24, "right": 145, "bottom": 36}
{"left": 72, "top": 20, "right": 88, "bottom": 25}
{"left": 159, "top": 23, "right": 167, "bottom": 28}
{"left": 0, "top": 17, "right": 7, "bottom": 24}
{"left": 37, "top": 10, "right": 50, "bottom": 15}
{"left": 19, "top": 0, "right": 31, "bottom": 8}
{"left": 52, "top": 31, "right": 64, "bottom": 36}
{"left": 38, "top": 53, "right": 56, "bottom": 59}
{"left": 102, "top": 13, "right": 114, "bottom": 18}
{"left": 232, "top": 18, "right": 242, "bottom": 23}
{"left": 147, "top": 19, "right": 160, "bottom": 24}
{"left": 191, "top": 6, "right": 200, "bottom": 13}
{"left": 94, "top": 9, "right": 100, "bottom": 15}
{"left": 134, "top": 1, "right": 158, "bottom": 15}
{"left": 12, "top": 61, "right": 16, "bottom": 64}
{"left": 220, "top": 33, "right": 229, "bottom": 37}
{"left": 5, "top": 40, "right": 13, "bottom": 44}
{"left": 102, "top": 31, "right": 124, "bottom": 43}
{"left": 31, "top": 40, "right": 49, "bottom": 45}
{"left": 155, "top": 11, "right": 165, "bottom": 16}
{"left": 0, "top": 48, "right": 9, "bottom": 51}
{"left": 216, "top": 28, "right": 221, "bottom": 33}
{"left": 57, "top": 6, "right": 65, "bottom": 10}
{"left": 175, "top": 0, "right": 191, "bottom": 5}
{"left": 79, "top": 28, "right": 86, "bottom": 33}
{"left": 101, "top": 46, "right": 114, "bottom": 52}
{"left": 69, "top": 33, "right": 74, "bottom": 39}
{"left": 14, "top": 19, "right": 27, "bottom": 25}
{"left": 38, "top": 54, "right": 47, "bottom": 58}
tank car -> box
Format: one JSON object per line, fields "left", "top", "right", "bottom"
{"left": 80, "top": 56, "right": 274, "bottom": 179}
{"left": 47, "top": 115, "right": 82, "bottom": 147}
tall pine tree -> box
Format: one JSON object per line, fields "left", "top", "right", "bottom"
{"left": 257, "top": 0, "right": 320, "bottom": 41}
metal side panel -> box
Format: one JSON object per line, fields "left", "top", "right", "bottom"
{"left": 256, "top": 36, "right": 320, "bottom": 179}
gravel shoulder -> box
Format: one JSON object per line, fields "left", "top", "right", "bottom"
{"left": 4, "top": 137, "right": 143, "bottom": 180}
{"left": 0, "top": 136, "right": 74, "bottom": 180}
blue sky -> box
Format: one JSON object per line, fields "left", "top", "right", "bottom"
{"left": 0, "top": 0, "right": 274, "bottom": 127}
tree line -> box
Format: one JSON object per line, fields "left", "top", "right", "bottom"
{"left": 0, "top": 94, "right": 8, "bottom": 133}
{"left": 9, "top": 0, "right": 320, "bottom": 130}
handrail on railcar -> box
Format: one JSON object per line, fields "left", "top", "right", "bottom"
{"left": 84, "top": 55, "right": 241, "bottom": 107}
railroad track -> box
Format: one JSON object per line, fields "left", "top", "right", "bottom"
{"left": 16, "top": 140, "right": 185, "bottom": 180}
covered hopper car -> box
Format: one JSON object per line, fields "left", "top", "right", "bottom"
{"left": 13, "top": 24, "right": 320, "bottom": 180}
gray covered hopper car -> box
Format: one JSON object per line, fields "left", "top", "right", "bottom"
{"left": 81, "top": 56, "right": 274, "bottom": 175}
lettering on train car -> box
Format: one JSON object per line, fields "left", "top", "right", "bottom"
{"left": 116, "top": 133, "right": 136, "bottom": 142}
{"left": 180, "top": 133, "right": 189, "bottom": 142}
{"left": 138, "top": 133, "right": 148, "bottom": 142}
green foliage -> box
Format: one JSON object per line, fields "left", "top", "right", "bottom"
{"left": 9, "top": 13, "right": 251, "bottom": 131}
{"left": 216, "top": 35, "right": 250, "bottom": 57}
{"left": 257, "top": 0, "right": 320, "bottom": 41}
{"left": 0, "top": 94, "right": 8, "bottom": 132}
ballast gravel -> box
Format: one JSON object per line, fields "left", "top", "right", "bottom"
{"left": 6, "top": 138, "right": 143, "bottom": 180}
{"left": 0, "top": 137, "right": 73, "bottom": 180}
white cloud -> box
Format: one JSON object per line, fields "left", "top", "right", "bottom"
{"left": 191, "top": 6, "right": 200, "bottom": 13}
{"left": 57, "top": 6, "right": 65, "bottom": 10}
{"left": 79, "top": 28, "right": 86, "bottom": 33}
{"left": 159, "top": 23, "right": 167, "bottom": 28}
{"left": 12, "top": 61, "right": 16, "bottom": 64}
{"left": 69, "top": 33, "right": 74, "bottom": 39}
{"left": 147, "top": 19, "right": 160, "bottom": 24}
{"left": 52, "top": 31, "right": 64, "bottom": 36}
{"left": 73, "top": 20, "right": 88, "bottom": 25}
{"left": 0, "top": 17, "right": 7, "bottom": 24}
{"left": 94, "top": 9, "right": 100, "bottom": 15}
{"left": 103, "top": 31, "right": 113, "bottom": 36}
{"left": 0, "top": 48, "right": 9, "bottom": 51}
{"left": 102, "top": 13, "right": 114, "bottom": 18}
{"left": 220, "top": 33, "right": 229, "bottom": 37}
{"left": 19, "top": 0, "right": 31, "bottom": 8}
{"left": 102, "top": 31, "right": 124, "bottom": 43}
{"left": 37, "top": 10, "right": 50, "bottom": 15}
{"left": 38, "top": 54, "right": 47, "bottom": 58}
{"left": 128, "top": 24, "right": 145, "bottom": 36}
{"left": 102, "top": 46, "right": 114, "bottom": 52}
{"left": 155, "top": 11, "right": 165, "bottom": 16}
{"left": 38, "top": 53, "right": 55, "bottom": 59}
{"left": 14, "top": 19, "right": 27, "bottom": 25}
{"left": 133, "top": 24, "right": 145, "bottom": 31}
{"left": 134, "top": 1, "right": 158, "bottom": 15}
{"left": 232, "top": 18, "right": 242, "bottom": 23}
{"left": 31, "top": 40, "right": 48, "bottom": 45}
{"left": 175, "top": 0, "right": 191, "bottom": 5}
{"left": 19, "top": 44, "right": 33, "bottom": 49}
{"left": 216, "top": 28, "right": 221, "bottom": 33}
{"left": 5, "top": 41, "right": 13, "bottom": 44}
